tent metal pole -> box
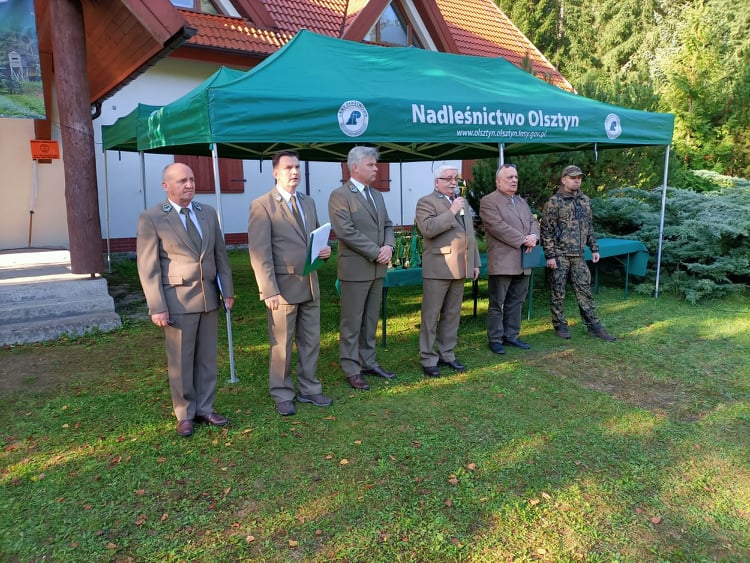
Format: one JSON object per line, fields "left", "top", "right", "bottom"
{"left": 498, "top": 143, "right": 505, "bottom": 166}
{"left": 210, "top": 144, "right": 237, "bottom": 384}
{"left": 211, "top": 144, "right": 225, "bottom": 231}
{"left": 140, "top": 151, "right": 147, "bottom": 210}
{"left": 103, "top": 149, "right": 112, "bottom": 273}
{"left": 654, "top": 145, "right": 671, "bottom": 298}
{"left": 399, "top": 162, "right": 404, "bottom": 226}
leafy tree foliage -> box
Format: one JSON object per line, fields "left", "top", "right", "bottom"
{"left": 494, "top": 0, "right": 750, "bottom": 177}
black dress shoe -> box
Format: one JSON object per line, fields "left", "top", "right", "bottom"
{"left": 423, "top": 365, "right": 440, "bottom": 377}
{"left": 347, "top": 374, "right": 370, "bottom": 390}
{"left": 502, "top": 337, "right": 531, "bottom": 349}
{"left": 489, "top": 341, "right": 506, "bottom": 355}
{"left": 176, "top": 420, "right": 194, "bottom": 437}
{"left": 276, "top": 400, "right": 296, "bottom": 416}
{"left": 361, "top": 365, "right": 397, "bottom": 379}
{"left": 438, "top": 358, "right": 466, "bottom": 372}
{"left": 588, "top": 328, "right": 616, "bottom": 342}
{"left": 196, "top": 412, "right": 228, "bottom": 426}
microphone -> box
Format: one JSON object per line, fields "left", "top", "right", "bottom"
{"left": 454, "top": 187, "right": 465, "bottom": 216}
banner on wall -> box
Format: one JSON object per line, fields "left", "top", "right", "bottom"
{"left": 0, "top": 0, "right": 46, "bottom": 119}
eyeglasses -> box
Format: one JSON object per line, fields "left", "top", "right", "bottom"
{"left": 437, "top": 176, "right": 460, "bottom": 182}
{"left": 499, "top": 163, "right": 517, "bottom": 169}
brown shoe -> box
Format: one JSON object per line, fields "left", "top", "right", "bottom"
{"left": 196, "top": 412, "right": 228, "bottom": 426}
{"left": 176, "top": 419, "right": 194, "bottom": 437}
{"left": 347, "top": 374, "right": 370, "bottom": 390}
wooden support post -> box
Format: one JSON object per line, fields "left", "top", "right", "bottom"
{"left": 50, "top": 0, "right": 104, "bottom": 274}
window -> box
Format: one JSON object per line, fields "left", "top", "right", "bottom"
{"left": 169, "top": 0, "right": 221, "bottom": 15}
{"left": 174, "top": 155, "right": 245, "bottom": 194}
{"left": 364, "top": 2, "right": 423, "bottom": 48}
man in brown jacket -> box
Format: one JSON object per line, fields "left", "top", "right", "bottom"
{"left": 479, "top": 164, "right": 540, "bottom": 354}
{"left": 137, "top": 163, "right": 235, "bottom": 437}
{"left": 328, "top": 146, "right": 396, "bottom": 390}
{"left": 415, "top": 165, "right": 481, "bottom": 377}
{"left": 248, "top": 150, "right": 333, "bottom": 416}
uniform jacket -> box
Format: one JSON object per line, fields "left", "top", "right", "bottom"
{"left": 328, "top": 180, "right": 395, "bottom": 282}
{"left": 136, "top": 200, "right": 234, "bottom": 315}
{"left": 414, "top": 190, "right": 481, "bottom": 279}
{"left": 479, "top": 190, "right": 540, "bottom": 276}
{"left": 540, "top": 189, "right": 598, "bottom": 258}
{"left": 248, "top": 189, "right": 322, "bottom": 304}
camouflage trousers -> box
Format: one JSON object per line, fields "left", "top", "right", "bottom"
{"left": 549, "top": 255, "right": 602, "bottom": 331}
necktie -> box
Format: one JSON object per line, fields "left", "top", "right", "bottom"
{"left": 290, "top": 194, "right": 306, "bottom": 236}
{"left": 180, "top": 207, "right": 202, "bottom": 253}
{"left": 364, "top": 186, "right": 377, "bottom": 213}
{"left": 510, "top": 196, "right": 521, "bottom": 219}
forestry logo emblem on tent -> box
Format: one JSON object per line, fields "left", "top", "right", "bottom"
{"left": 605, "top": 113, "right": 622, "bottom": 140}
{"left": 338, "top": 101, "right": 369, "bottom": 137}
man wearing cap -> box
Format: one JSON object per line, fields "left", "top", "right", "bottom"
{"left": 540, "top": 165, "right": 616, "bottom": 341}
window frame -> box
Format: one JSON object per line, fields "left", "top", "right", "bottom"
{"left": 364, "top": 1, "right": 423, "bottom": 48}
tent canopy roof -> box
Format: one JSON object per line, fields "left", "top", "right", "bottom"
{"left": 103, "top": 30, "right": 674, "bottom": 162}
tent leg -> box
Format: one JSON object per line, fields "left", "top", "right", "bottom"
{"left": 211, "top": 144, "right": 225, "bottom": 231}
{"left": 654, "top": 145, "right": 671, "bottom": 298}
{"left": 103, "top": 150, "right": 112, "bottom": 273}
{"left": 140, "top": 151, "right": 147, "bottom": 210}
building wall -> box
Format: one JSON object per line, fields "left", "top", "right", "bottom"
{"left": 0, "top": 96, "right": 68, "bottom": 251}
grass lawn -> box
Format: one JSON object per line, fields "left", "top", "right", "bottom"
{"left": 1, "top": 249, "right": 749, "bottom": 561}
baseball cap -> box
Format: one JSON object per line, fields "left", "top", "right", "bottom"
{"left": 562, "top": 165, "right": 584, "bottom": 177}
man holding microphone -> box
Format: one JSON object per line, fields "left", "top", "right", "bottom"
{"left": 415, "top": 165, "right": 481, "bottom": 377}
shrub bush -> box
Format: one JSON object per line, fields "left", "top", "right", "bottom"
{"left": 595, "top": 173, "right": 750, "bottom": 302}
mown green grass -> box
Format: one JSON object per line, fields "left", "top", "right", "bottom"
{"left": 1, "top": 250, "right": 749, "bottom": 561}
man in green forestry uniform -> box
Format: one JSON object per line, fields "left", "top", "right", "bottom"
{"left": 540, "top": 165, "right": 616, "bottom": 341}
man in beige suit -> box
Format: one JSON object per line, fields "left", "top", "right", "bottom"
{"left": 137, "top": 163, "right": 235, "bottom": 437}
{"left": 479, "top": 164, "right": 540, "bottom": 355}
{"left": 415, "top": 165, "right": 481, "bottom": 377}
{"left": 248, "top": 150, "right": 333, "bottom": 416}
{"left": 328, "top": 146, "right": 396, "bottom": 390}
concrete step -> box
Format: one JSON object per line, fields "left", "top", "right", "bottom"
{"left": 0, "top": 249, "right": 122, "bottom": 346}
{"left": 0, "top": 276, "right": 112, "bottom": 302}
{"left": 0, "top": 294, "right": 119, "bottom": 324}
{"left": 0, "top": 312, "right": 122, "bottom": 346}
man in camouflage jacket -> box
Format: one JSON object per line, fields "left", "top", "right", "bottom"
{"left": 540, "top": 165, "right": 616, "bottom": 341}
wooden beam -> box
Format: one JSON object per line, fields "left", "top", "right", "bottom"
{"left": 50, "top": 0, "right": 104, "bottom": 274}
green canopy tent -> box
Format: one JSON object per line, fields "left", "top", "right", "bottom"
{"left": 104, "top": 30, "right": 674, "bottom": 161}
{"left": 102, "top": 30, "right": 674, "bottom": 294}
